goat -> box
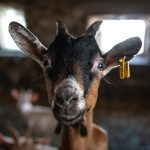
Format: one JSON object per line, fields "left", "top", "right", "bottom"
{"left": 9, "top": 20, "right": 142, "bottom": 150}
{"left": 11, "top": 89, "right": 58, "bottom": 141}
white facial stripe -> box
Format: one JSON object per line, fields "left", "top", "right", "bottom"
{"left": 55, "top": 77, "right": 84, "bottom": 96}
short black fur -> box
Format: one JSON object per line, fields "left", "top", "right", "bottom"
{"left": 47, "top": 33, "right": 102, "bottom": 97}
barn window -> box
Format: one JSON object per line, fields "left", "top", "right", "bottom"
{"left": 87, "top": 15, "right": 149, "bottom": 65}
{"left": 88, "top": 16, "right": 146, "bottom": 55}
{"left": 0, "top": 6, "right": 26, "bottom": 56}
{"left": 97, "top": 20, "right": 145, "bottom": 54}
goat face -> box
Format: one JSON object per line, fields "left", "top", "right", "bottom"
{"left": 46, "top": 29, "right": 104, "bottom": 125}
{"left": 9, "top": 21, "right": 142, "bottom": 126}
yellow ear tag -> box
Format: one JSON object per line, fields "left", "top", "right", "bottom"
{"left": 119, "top": 57, "right": 130, "bottom": 79}
{"left": 119, "top": 57, "right": 125, "bottom": 79}
{"left": 125, "top": 61, "right": 130, "bottom": 78}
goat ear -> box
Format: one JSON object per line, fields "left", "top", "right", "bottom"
{"left": 85, "top": 21, "right": 102, "bottom": 36}
{"left": 103, "top": 37, "right": 142, "bottom": 75}
{"left": 9, "top": 21, "right": 47, "bottom": 66}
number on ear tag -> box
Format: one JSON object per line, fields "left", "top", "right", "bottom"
{"left": 119, "top": 57, "right": 125, "bottom": 79}
{"left": 125, "top": 61, "right": 130, "bottom": 78}
{"left": 119, "top": 57, "right": 130, "bottom": 79}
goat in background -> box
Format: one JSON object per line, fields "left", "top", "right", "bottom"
{"left": 11, "top": 88, "right": 58, "bottom": 145}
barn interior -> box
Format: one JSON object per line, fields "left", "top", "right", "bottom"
{"left": 0, "top": 0, "right": 150, "bottom": 149}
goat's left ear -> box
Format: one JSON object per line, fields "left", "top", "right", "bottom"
{"left": 103, "top": 37, "right": 142, "bottom": 75}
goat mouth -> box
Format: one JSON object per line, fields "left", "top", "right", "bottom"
{"left": 58, "top": 111, "right": 85, "bottom": 126}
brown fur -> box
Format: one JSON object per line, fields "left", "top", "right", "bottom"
{"left": 44, "top": 73, "right": 53, "bottom": 105}
{"left": 59, "top": 74, "right": 108, "bottom": 150}
{"left": 59, "top": 111, "right": 108, "bottom": 150}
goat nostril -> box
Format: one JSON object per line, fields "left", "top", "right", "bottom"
{"left": 55, "top": 95, "right": 78, "bottom": 106}
{"left": 56, "top": 96, "right": 64, "bottom": 105}
{"left": 68, "top": 74, "right": 72, "bottom": 78}
{"left": 71, "top": 97, "right": 78, "bottom": 101}
{"left": 68, "top": 97, "right": 78, "bottom": 105}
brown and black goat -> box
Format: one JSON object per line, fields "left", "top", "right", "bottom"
{"left": 9, "top": 20, "right": 142, "bottom": 150}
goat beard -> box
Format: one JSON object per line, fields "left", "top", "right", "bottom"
{"left": 54, "top": 117, "right": 88, "bottom": 137}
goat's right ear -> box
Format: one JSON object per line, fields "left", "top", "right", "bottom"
{"left": 9, "top": 21, "right": 47, "bottom": 66}
{"left": 85, "top": 21, "right": 102, "bottom": 36}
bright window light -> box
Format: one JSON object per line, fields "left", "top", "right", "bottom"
{"left": 90, "top": 20, "right": 146, "bottom": 55}
{"left": 0, "top": 6, "right": 26, "bottom": 51}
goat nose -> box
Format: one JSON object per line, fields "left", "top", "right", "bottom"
{"left": 55, "top": 92, "right": 78, "bottom": 106}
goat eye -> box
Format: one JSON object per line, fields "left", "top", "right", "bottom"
{"left": 98, "top": 62, "right": 104, "bottom": 70}
{"left": 43, "top": 60, "right": 49, "bottom": 66}
{"left": 42, "top": 56, "right": 49, "bottom": 67}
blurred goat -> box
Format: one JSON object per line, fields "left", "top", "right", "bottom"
{"left": 11, "top": 89, "right": 57, "bottom": 140}
{"left": 0, "top": 128, "right": 56, "bottom": 150}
